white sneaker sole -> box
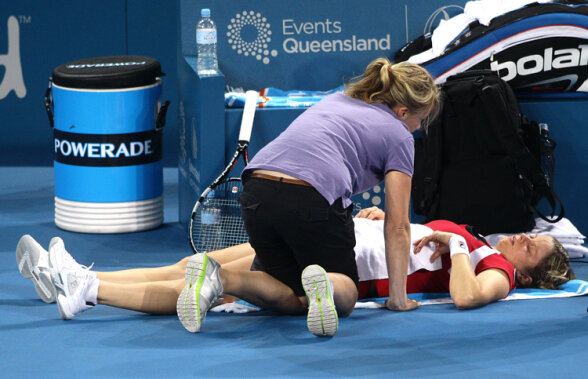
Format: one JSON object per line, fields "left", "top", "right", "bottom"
{"left": 302, "top": 265, "right": 338, "bottom": 337}
{"left": 177, "top": 254, "right": 209, "bottom": 333}
{"left": 16, "top": 235, "right": 56, "bottom": 303}
{"left": 56, "top": 293, "right": 75, "bottom": 320}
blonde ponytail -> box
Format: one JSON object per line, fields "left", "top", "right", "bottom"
{"left": 345, "top": 58, "right": 440, "bottom": 128}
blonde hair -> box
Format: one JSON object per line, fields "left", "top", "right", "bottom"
{"left": 345, "top": 58, "right": 440, "bottom": 130}
{"left": 517, "top": 237, "right": 576, "bottom": 290}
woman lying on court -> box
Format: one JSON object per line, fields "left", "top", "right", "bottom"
{"left": 17, "top": 207, "right": 575, "bottom": 334}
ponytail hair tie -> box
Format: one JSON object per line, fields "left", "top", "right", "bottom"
{"left": 388, "top": 66, "right": 394, "bottom": 73}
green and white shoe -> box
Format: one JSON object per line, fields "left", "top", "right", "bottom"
{"left": 302, "top": 264, "right": 338, "bottom": 337}
{"left": 177, "top": 254, "right": 223, "bottom": 333}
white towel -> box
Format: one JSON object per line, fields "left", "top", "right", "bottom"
{"left": 465, "top": 0, "right": 553, "bottom": 27}
{"left": 408, "top": 0, "right": 554, "bottom": 64}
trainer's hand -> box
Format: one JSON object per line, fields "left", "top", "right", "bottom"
{"left": 385, "top": 297, "right": 421, "bottom": 311}
{"left": 355, "top": 206, "right": 385, "bottom": 220}
{"left": 413, "top": 231, "right": 455, "bottom": 262}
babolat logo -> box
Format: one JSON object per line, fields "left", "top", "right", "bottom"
{"left": 490, "top": 45, "right": 588, "bottom": 82}
{"left": 54, "top": 129, "right": 161, "bottom": 167}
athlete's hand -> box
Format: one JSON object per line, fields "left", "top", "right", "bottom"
{"left": 355, "top": 206, "right": 385, "bottom": 220}
{"left": 413, "top": 231, "right": 456, "bottom": 262}
{"left": 385, "top": 297, "right": 421, "bottom": 311}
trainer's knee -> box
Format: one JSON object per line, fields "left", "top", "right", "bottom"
{"left": 329, "top": 273, "right": 358, "bottom": 317}
{"left": 335, "top": 293, "right": 357, "bottom": 317}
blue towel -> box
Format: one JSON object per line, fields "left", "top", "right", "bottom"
{"left": 356, "top": 279, "right": 588, "bottom": 308}
{"left": 211, "top": 280, "right": 588, "bottom": 312}
{"left": 225, "top": 85, "right": 344, "bottom": 108}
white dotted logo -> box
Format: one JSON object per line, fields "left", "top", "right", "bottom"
{"left": 226, "top": 11, "right": 278, "bottom": 65}
{"left": 361, "top": 184, "right": 384, "bottom": 206}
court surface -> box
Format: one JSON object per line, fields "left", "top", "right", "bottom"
{"left": 1, "top": 167, "right": 587, "bottom": 378}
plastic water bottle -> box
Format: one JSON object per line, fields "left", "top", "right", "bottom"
{"left": 200, "top": 190, "right": 223, "bottom": 251}
{"left": 538, "top": 123, "right": 556, "bottom": 188}
{"left": 196, "top": 8, "right": 218, "bottom": 75}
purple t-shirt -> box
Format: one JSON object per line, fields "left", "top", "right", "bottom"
{"left": 243, "top": 92, "right": 414, "bottom": 207}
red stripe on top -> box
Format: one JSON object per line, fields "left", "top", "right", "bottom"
{"left": 358, "top": 220, "right": 516, "bottom": 299}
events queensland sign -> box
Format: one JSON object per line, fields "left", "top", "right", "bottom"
{"left": 180, "top": 0, "right": 467, "bottom": 91}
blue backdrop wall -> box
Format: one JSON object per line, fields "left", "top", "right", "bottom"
{"left": 0, "top": 0, "right": 179, "bottom": 167}
{"left": 181, "top": 1, "right": 466, "bottom": 91}
{"left": 4, "top": 0, "right": 586, "bottom": 234}
{"left": 1, "top": 0, "right": 469, "bottom": 168}
{"left": 176, "top": 0, "right": 470, "bottom": 229}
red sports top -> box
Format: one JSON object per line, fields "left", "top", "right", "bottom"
{"left": 358, "top": 220, "right": 516, "bottom": 299}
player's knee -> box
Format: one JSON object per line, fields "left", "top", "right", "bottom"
{"left": 172, "top": 256, "right": 191, "bottom": 277}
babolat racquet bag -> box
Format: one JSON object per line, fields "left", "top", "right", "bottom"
{"left": 412, "top": 71, "right": 564, "bottom": 235}
{"left": 396, "top": 1, "right": 588, "bottom": 96}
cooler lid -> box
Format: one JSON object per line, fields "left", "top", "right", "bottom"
{"left": 52, "top": 56, "right": 163, "bottom": 89}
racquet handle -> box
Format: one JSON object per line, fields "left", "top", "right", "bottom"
{"left": 238, "top": 90, "right": 258, "bottom": 143}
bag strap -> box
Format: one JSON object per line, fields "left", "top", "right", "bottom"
{"left": 44, "top": 78, "right": 54, "bottom": 128}
{"left": 419, "top": 92, "right": 448, "bottom": 220}
{"left": 474, "top": 76, "right": 565, "bottom": 223}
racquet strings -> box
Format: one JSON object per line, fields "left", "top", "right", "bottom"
{"left": 191, "top": 179, "right": 249, "bottom": 253}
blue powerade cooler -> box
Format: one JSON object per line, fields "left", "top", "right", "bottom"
{"left": 45, "top": 56, "right": 169, "bottom": 233}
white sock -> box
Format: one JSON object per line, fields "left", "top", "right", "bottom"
{"left": 85, "top": 276, "right": 100, "bottom": 306}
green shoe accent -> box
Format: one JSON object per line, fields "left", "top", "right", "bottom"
{"left": 194, "top": 254, "right": 209, "bottom": 324}
{"left": 302, "top": 264, "right": 338, "bottom": 337}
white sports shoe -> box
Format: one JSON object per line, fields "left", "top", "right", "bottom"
{"left": 49, "top": 237, "right": 96, "bottom": 320}
{"left": 16, "top": 235, "right": 56, "bottom": 303}
{"left": 177, "top": 254, "right": 223, "bottom": 333}
{"left": 48, "top": 237, "right": 92, "bottom": 273}
{"left": 302, "top": 264, "right": 338, "bottom": 337}
{"left": 55, "top": 268, "right": 95, "bottom": 320}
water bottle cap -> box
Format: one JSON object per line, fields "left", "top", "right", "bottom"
{"left": 201, "top": 8, "right": 211, "bottom": 17}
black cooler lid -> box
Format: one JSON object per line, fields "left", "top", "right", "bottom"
{"left": 52, "top": 56, "right": 163, "bottom": 89}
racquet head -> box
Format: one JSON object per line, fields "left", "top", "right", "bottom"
{"left": 189, "top": 178, "right": 249, "bottom": 253}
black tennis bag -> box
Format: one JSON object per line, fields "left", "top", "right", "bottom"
{"left": 412, "top": 70, "right": 564, "bottom": 235}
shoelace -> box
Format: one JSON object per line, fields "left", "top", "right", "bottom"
{"left": 50, "top": 243, "right": 94, "bottom": 272}
{"left": 52, "top": 264, "right": 94, "bottom": 294}
{"left": 60, "top": 248, "right": 94, "bottom": 271}
{"left": 50, "top": 247, "right": 94, "bottom": 293}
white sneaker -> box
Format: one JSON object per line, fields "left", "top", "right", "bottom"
{"left": 48, "top": 237, "right": 92, "bottom": 273}
{"left": 177, "top": 254, "right": 223, "bottom": 333}
{"left": 55, "top": 268, "right": 96, "bottom": 320}
{"left": 16, "top": 235, "right": 56, "bottom": 303}
{"left": 302, "top": 264, "right": 338, "bottom": 337}
{"left": 49, "top": 237, "right": 96, "bottom": 320}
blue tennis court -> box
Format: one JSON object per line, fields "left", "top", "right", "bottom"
{"left": 1, "top": 167, "right": 587, "bottom": 378}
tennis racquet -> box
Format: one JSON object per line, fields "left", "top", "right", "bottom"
{"left": 189, "top": 90, "right": 259, "bottom": 254}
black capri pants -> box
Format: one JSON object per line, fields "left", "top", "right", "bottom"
{"left": 239, "top": 177, "right": 359, "bottom": 296}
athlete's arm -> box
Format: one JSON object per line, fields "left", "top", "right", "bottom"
{"left": 414, "top": 231, "right": 510, "bottom": 309}
{"left": 450, "top": 260, "right": 510, "bottom": 309}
